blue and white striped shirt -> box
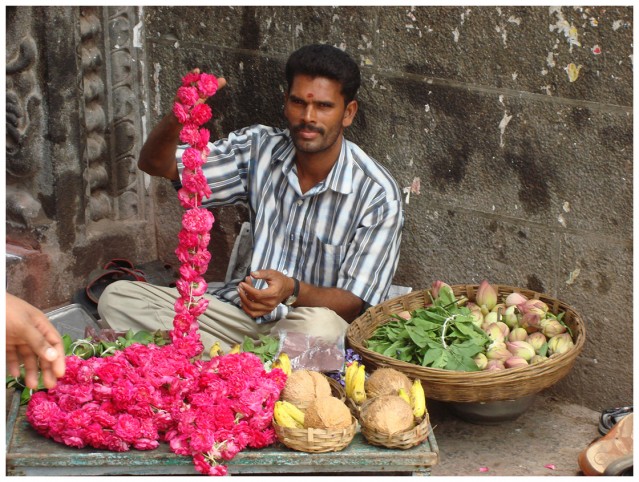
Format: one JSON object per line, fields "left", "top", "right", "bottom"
{"left": 177, "top": 124, "right": 404, "bottom": 324}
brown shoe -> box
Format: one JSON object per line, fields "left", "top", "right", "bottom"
{"left": 579, "top": 413, "right": 633, "bottom": 476}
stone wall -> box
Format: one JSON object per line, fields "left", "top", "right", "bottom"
{"left": 5, "top": 6, "right": 632, "bottom": 410}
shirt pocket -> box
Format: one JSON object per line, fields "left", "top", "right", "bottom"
{"left": 316, "top": 238, "right": 349, "bottom": 271}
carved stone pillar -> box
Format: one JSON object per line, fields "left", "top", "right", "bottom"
{"left": 6, "top": 6, "right": 156, "bottom": 309}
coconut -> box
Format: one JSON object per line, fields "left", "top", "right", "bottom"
{"left": 281, "top": 370, "right": 332, "bottom": 407}
{"left": 364, "top": 367, "right": 412, "bottom": 399}
{"left": 304, "top": 396, "right": 352, "bottom": 430}
{"left": 360, "top": 395, "right": 414, "bottom": 435}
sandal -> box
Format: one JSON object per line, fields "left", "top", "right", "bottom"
{"left": 599, "top": 406, "right": 633, "bottom": 435}
{"left": 578, "top": 413, "right": 633, "bottom": 476}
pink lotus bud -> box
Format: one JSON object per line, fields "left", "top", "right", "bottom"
{"left": 505, "top": 292, "right": 528, "bottom": 307}
{"left": 473, "top": 353, "right": 488, "bottom": 370}
{"left": 530, "top": 355, "right": 548, "bottom": 365}
{"left": 526, "top": 332, "right": 547, "bottom": 354}
{"left": 508, "top": 327, "right": 528, "bottom": 342}
{"left": 540, "top": 319, "right": 566, "bottom": 338}
{"left": 396, "top": 310, "right": 412, "bottom": 320}
{"left": 520, "top": 312, "right": 542, "bottom": 334}
{"left": 501, "top": 305, "right": 519, "bottom": 329}
{"left": 547, "top": 333, "right": 574, "bottom": 355}
{"left": 431, "top": 280, "right": 453, "bottom": 299}
{"left": 486, "top": 343, "right": 512, "bottom": 362}
{"left": 505, "top": 356, "right": 529, "bottom": 369}
{"left": 518, "top": 299, "right": 548, "bottom": 316}
{"left": 506, "top": 341, "right": 536, "bottom": 361}
{"left": 485, "top": 360, "right": 505, "bottom": 371}
{"left": 476, "top": 280, "right": 498, "bottom": 314}
{"left": 495, "top": 321, "right": 510, "bottom": 339}
{"left": 484, "top": 323, "right": 505, "bottom": 343}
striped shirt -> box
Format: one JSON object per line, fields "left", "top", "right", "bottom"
{"left": 177, "top": 124, "right": 404, "bottom": 324}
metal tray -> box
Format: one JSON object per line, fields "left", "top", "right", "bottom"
{"left": 45, "top": 303, "right": 105, "bottom": 340}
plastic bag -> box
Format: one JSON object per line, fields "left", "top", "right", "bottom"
{"left": 276, "top": 330, "right": 345, "bottom": 372}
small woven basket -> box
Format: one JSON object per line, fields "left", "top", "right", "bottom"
{"left": 326, "top": 376, "right": 346, "bottom": 403}
{"left": 346, "top": 284, "right": 586, "bottom": 403}
{"left": 360, "top": 408, "right": 431, "bottom": 450}
{"left": 273, "top": 416, "right": 357, "bottom": 453}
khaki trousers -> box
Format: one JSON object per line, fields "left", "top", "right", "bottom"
{"left": 97, "top": 281, "right": 349, "bottom": 354}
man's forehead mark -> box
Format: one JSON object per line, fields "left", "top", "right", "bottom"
{"left": 306, "top": 93, "right": 314, "bottom": 98}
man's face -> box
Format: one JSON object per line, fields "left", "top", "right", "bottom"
{"left": 284, "top": 74, "right": 357, "bottom": 156}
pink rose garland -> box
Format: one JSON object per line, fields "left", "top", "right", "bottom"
{"left": 25, "top": 71, "right": 287, "bottom": 477}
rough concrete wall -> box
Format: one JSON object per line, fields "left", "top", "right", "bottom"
{"left": 139, "top": 6, "right": 632, "bottom": 410}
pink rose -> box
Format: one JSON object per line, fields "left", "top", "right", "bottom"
{"left": 197, "top": 73, "right": 218, "bottom": 97}
{"left": 173, "top": 102, "right": 190, "bottom": 123}
{"left": 190, "top": 103, "right": 212, "bottom": 126}
{"left": 176, "top": 86, "right": 199, "bottom": 107}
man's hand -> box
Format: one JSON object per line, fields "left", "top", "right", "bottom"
{"left": 138, "top": 70, "right": 227, "bottom": 180}
{"left": 237, "top": 270, "right": 293, "bottom": 318}
{"left": 6, "top": 294, "right": 66, "bottom": 389}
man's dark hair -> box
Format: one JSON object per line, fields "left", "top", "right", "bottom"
{"left": 285, "top": 44, "right": 361, "bottom": 105}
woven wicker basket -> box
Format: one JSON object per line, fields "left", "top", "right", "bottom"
{"left": 346, "top": 284, "right": 586, "bottom": 403}
{"left": 360, "top": 409, "right": 431, "bottom": 450}
{"left": 273, "top": 416, "right": 357, "bottom": 453}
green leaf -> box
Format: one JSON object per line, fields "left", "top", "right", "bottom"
{"left": 132, "top": 331, "right": 154, "bottom": 344}
{"left": 538, "top": 342, "right": 548, "bottom": 357}
{"left": 382, "top": 340, "right": 405, "bottom": 358}
{"left": 421, "top": 346, "right": 445, "bottom": 367}
{"left": 405, "top": 325, "right": 431, "bottom": 348}
{"left": 20, "top": 387, "right": 32, "bottom": 405}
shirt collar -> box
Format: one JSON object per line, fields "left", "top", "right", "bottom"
{"left": 275, "top": 132, "right": 353, "bottom": 196}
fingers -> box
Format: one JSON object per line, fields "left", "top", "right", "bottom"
{"left": 17, "top": 345, "right": 40, "bottom": 389}
{"left": 6, "top": 348, "right": 21, "bottom": 379}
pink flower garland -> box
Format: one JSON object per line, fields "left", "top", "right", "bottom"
{"left": 169, "top": 71, "right": 217, "bottom": 360}
{"left": 25, "top": 72, "right": 287, "bottom": 476}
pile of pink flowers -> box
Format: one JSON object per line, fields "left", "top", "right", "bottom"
{"left": 26, "top": 71, "right": 287, "bottom": 476}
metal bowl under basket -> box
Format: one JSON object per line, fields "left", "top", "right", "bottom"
{"left": 346, "top": 284, "right": 586, "bottom": 404}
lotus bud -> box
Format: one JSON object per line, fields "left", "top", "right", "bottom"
{"left": 540, "top": 319, "right": 566, "bottom": 338}
{"left": 467, "top": 303, "right": 484, "bottom": 329}
{"left": 506, "top": 341, "right": 535, "bottom": 361}
{"left": 505, "top": 292, "right": 528, "bottom": 307}
{"left": 530, "top": 355, "right": 548, "bottom": 365}
{"left": 473, "top": 353, "right": 488, "bottom": 370}
{"left": 505, "top": 356, "right": 529, "bottom": 369}
{"left": 431, "top": 280, "right": 453, "bottom": 300}
{"left": 484, "top": 323, "right": 505, "bottom": 343}
{"left": 495, "top": 321, "right": 510, "bottom": 339}
{"left": 520, "top": 311, "right": 542, "bottom": 334}
{"left": 501, "top": 305, "right": 520, "bottom": 329}
{"left": 486, "top": 343, "right": 512, "bottom": 362}
{"left": 508, "top": 327, "right": 528, "bottom": 342}
{"left": 396, "top": 310, "right": 412, "bottom": 320}
{"left": 491, "top": 303, "right": 506, "bottom": 314}
{"left": 477, "top": 280, "right": 498, "bottom": 314}
{"left": 483, "top": 311, "right": 499, "bottom": 326}
{"left": 518, "top": 299, "right": 548, "bottom": 316}
{"left": 485, "top": 360, "right": 505, "bottom": 371}
{"left": 526, "top": 332, "right": 547, "bottom": 354}
{"left": 547, "top": 333, "right": 574, "bottom": 356}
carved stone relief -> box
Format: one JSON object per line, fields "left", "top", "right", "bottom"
{"left": 6, "top": 8, "right": 48, "bottom": 244}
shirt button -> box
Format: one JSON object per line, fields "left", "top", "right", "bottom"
{"left": 297, "top": 199, "right": 303, "bottom": 206}
{"left": 290, "top": 234, "right": 295, "bottom": 240}
{"left": 283, "top": 269, "right": 288, "bottom": 275}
